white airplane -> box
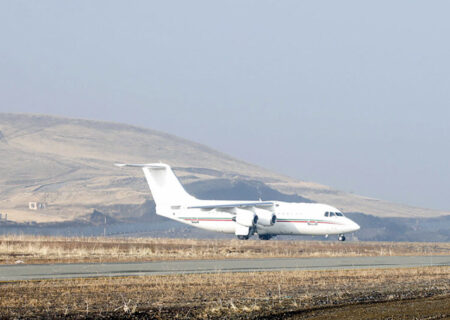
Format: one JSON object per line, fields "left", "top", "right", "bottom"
{"left": 116, "top": 163, "right": 360, "bottom": 241}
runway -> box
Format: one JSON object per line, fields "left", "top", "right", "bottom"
{"left": 1, "top": 255, "right": 448, "bottom": 281}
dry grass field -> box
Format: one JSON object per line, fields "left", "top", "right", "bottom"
{"left": 0, "top": 267, "right": 448, "bottom": 319}
{"left": 0, "top": 235, "right": 449, "bottom": 265}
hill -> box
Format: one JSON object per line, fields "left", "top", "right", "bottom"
{"left": 0, "top": 113, "right": 448, "bottom": 223}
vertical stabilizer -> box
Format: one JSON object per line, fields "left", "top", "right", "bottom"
{"left": 115, "top": 163, "right": 196, "bottom": 206}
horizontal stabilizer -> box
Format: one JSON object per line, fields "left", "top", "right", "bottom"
{"left": 115, "top": 163, "right": 166, "bottom": 169}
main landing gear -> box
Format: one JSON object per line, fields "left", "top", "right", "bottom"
{"left": 338, "top": 234, "right": 346, "bottom": 241}
{"left": 237, "top": 234, "right": 274, "bottom": 240}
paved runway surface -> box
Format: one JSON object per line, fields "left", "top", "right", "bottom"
{"left": 1, "top": 255, "right": 448, "bottom": 281}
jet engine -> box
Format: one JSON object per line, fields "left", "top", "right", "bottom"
{"left": 233, "top": 208, "right": 258, "bottom": 227}
{"left": 254, "top": 208, "right": 277, "bottom": 226}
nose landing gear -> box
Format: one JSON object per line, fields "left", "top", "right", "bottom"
{"left": 338, "top": 234, "right": 346, "bottom": 241}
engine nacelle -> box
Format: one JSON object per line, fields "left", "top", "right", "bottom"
{"left": 254, "top": 208, "right": 277, "bottom": 226}
{"left": 234, "top": 208, "right": 258, "bottom": 227}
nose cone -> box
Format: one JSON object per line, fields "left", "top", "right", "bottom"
{"left": 342, "top": 218, "right": 360, "bottom": 233}
{"left": 350, "top": 221, "right": 360, "bottom": 232}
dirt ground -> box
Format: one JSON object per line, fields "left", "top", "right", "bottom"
{"left": 267, "top": 295, "right": 450, "bottom": 320}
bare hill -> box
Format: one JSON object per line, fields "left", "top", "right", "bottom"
{"left": 0, "top": 113, "right": 447, "bottom": 222}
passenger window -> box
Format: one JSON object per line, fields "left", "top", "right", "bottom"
{"left": 324, "top": 212, "right": 329, "bottom": 217}
{"left": 330, "top": 212, "right": 335, "bottom": 217}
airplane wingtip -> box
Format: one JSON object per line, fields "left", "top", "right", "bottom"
{"left": 114, "top": 163, "right": 127, "bottom": 167}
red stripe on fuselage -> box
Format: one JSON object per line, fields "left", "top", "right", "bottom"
{"left": 278, "top": 220, "right": 341, "bottom": 225}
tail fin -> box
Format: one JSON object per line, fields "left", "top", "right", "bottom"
{"left": 115, "top": 163, "right": 197, "bottom": 206}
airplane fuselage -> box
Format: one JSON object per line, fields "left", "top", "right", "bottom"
{"left": 158, "top": 201, "right": 359, "bottom": 238}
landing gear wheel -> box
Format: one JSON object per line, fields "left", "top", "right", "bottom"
{"left": 237, "top": 235, "right": 249, "bottom": 240}
{"left": 258, "top": 234, "right": 273, "bottom": 240}
{"left": 338, "top": 234, "right": 346, "bottom": 241}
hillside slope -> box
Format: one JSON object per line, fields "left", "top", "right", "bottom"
{"left": 0, "top": 113, "right": 447, "bottom": 222}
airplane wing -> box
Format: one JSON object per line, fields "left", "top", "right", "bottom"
{"left": 188, "top": 201, "right": 274, "bottom": 210}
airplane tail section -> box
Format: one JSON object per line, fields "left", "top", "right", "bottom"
{"left": 115, "top": 163, "right": 197, "bottom": 207}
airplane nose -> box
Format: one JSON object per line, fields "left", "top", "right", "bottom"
{"left": 344, "top": 218, "right": 360, "bottom": 232}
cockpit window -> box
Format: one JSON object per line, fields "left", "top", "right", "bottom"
{"left": 325, "top": 211, "right": 344, "bottom": 217}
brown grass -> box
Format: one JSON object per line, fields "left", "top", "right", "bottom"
{"left": 0, "top": 267, "right": 448, "bottom": 319}
{"left": 0, "top": 235, "right": 449, "bottom": 265}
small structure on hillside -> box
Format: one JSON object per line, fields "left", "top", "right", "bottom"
{"left": 29, "top": 202, "right": 47, "bottom": 210}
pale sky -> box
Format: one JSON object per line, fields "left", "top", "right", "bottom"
{"left": 1, "top": 1, "right": 449, "bottom": 210}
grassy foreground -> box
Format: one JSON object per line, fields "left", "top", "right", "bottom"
{"left": 0, "top": 267, "right": 448, "bottom": 319}
{"left": 0, "top": 235, "right": 449, "bottom": 264}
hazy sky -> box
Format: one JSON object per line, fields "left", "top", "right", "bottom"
{"left": 1, "top": 1, "right": 449, "bottom": 210}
